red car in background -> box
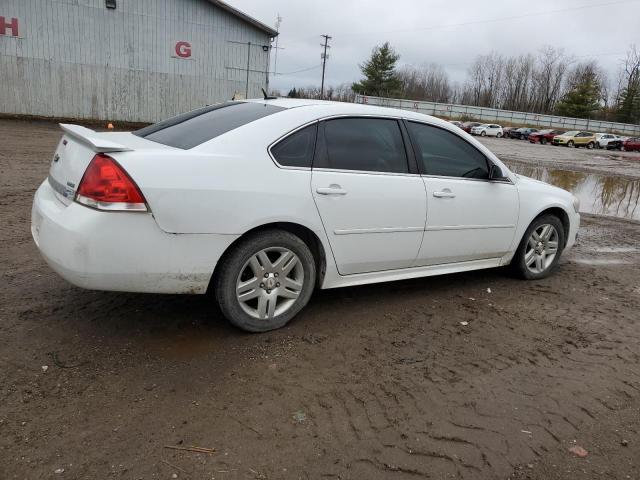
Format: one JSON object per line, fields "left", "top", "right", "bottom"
{"left": 461, "top": 121, "right": 482, "bottom": 133}
{"left": 529, "top": 129, "right": 565, "bottom": 145}
{"left": 623, "top": 137, "right": 640, "bottom": 152}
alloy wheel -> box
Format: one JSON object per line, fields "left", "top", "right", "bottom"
{"left": 524, "top": 224, "right": 559, "bottom": 274}
{"left": 235, "top": 247, "right": 304, "bottom": 320}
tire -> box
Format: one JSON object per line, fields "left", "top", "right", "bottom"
{"left": 587, "top": 142, "right": 595, "bottom": 149}
{"left": 496, "top": 132, "right": 503, "bottom": 138}
{"left": 540, "top": 138, "right": 547, "bottom": 145}
{"left": 567, "top": 140, "right": 574, "bottom": 147}
{"left": 215, "top": 229, "right": 316, "bottom": 332}
{"left": 481, "top": 131, "right": 486, "bottom": 137}
{"left": 595, "top": 142, "right": 601, "bottom": 149}
{"left": 511, "top": 214, "right": 565, "bottom": 280}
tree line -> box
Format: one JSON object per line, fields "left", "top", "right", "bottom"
{"left": 284, "top": 42, "right": 640, "bottom": 124}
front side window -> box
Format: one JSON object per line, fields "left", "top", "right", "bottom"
{"left": 407, "top": 122, "right": 489, "bottom": 179}
{"left": 316, "top": 118, "right": 408, "bottom": 173}
{"left": 134, "top": 102, "right": 285, "bottom": 149}
{"left": 270, "top": 124, "right": 317, "bottom": 168}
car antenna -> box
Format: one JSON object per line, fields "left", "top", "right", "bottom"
{"left": 261, "top": 88, "right": 277, "bottom": 100}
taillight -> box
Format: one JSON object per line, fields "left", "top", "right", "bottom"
{"left": 75, "top": 154, "right": 148, "bottom": 212}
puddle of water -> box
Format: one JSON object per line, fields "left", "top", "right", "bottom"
{"left": 592, "top": 247, "right": 639, "bottom": 253}
{"left": 510, "top": 164, "right": 640, "bottom": 221}
{"left": 571, "top": 258, "right": 632, "bottom": 266}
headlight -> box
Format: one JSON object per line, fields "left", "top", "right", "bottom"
{"left": 572, "top": 196, "right": 580, "bottom": 213}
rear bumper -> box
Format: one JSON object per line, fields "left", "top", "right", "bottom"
{"left": 31, "top": 180, "right": 238, "bottom": 294}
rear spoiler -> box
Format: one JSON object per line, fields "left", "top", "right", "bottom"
{"left": 59, "top": 124, "right": 133, "bottom": 152}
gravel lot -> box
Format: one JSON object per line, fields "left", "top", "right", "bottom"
{"left": 1, "top": 119, "right": 640, "bottom": 480}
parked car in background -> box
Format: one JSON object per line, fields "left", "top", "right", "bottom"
{"left": 595, "top": 133, "right": 624, "bottom": 149}
{"left": 449, "top": 120, "right": 464, "bottom": 128}
{"left": 528, "top": 129, "right": 565, "bottom": 145}
{"left": 622, "top": 137, "right": 640, "bottom": 152}
{"left": 30, "top": 98, "right": 580, "bottom": 332}
{"left": 552, "top": 131, "right": 596, "bottom": 148}
{"left": 511, "top": 127, "right": 538, "bottom": 140}
{"left": 605, "top": 138, "right": 624, "bottom": 150}
{"left": 502, "top": 126, "right": 518, "bottom": 138}
{"left": 470, "top": 124, "right": 504, "bottom": 137}
{"left": 461, "top": 121, "right": 482, "bottom": 133}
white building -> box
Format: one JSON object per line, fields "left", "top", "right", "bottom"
{"left": 0, "top": 0, "right": 277, "bottom": 122}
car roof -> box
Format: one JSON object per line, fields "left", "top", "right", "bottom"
{"left": 244, "top": 97, "right": 458, "bottom": 129}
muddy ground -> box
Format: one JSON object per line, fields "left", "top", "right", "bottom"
{"left": 1, "top": 119, "right": 640, "bottom": 480}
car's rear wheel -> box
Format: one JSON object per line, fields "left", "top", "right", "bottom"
{"left": 496, "top": 132, "right": 503, "bottom": 138}
{"left": 512, "top": 215, "right": 565, "bottom": 280}
{"left": 540, "top": 138, "right": 547, "bottom": 145}
{"left": 215, "top": 230, "right": 316, "bottom": 332}
{"left": 587, "top": 141, "right": 595, "bottom": 149}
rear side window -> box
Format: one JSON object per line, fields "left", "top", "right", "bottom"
{"left": 316, "top": 118, "right": 408, "bottom": 173}
{"left": 134, "top": 102, "right": 285, "bottom": 149}
{"left": 407, "top": 122, "right": 489, "bottom": 179}
{"left": 270, "top": 124, "right": 317, "bottom": 168}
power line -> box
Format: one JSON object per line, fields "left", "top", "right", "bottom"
{"left": 276, "top": 65, "right": 322, "bottom": 76}
{"left": 320, "top": 34, "right": 332, "bottom": 99}
{"left": 337, "top": 0, "right": 640, "bottom": 38}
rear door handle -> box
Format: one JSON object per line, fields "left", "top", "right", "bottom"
{"left": 316, "top": 185, "right": 347, "bottom": 195}
{"left": 433, "top": 190, "right": 455, "bottom": 198}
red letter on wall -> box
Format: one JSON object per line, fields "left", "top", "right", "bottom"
{"left": 175, "top": 41, "right": 192, "bottom": 58}
{"left": 0, "top": 17, "right": 19, "bottom": 37}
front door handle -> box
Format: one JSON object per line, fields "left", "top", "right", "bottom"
{"left": 433, "top": 189, "right": 455, "bottom": 198}
{"left": 316, "top": 185, "right": 347, "bottom": 195}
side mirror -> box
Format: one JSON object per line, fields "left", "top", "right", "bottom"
{"left": 489, "top": 164, "right": 508, "bottom": 181}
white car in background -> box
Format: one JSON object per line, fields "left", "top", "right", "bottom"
{"left": 32, "top": 99, "right": 579, "bottom": 332}
{"left": 595, "top": 133, "right": 624, "bottom": 149}
{"left": 471, "top": 124, "right": 503, "bottom": 137}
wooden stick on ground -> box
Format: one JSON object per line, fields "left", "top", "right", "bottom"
{"left": 164, "top": 445, "right": 216, "bottom": 455}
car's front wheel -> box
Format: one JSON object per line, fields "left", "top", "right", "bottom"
{"left": 540, "top": 138, "right": 547, "bottom": 145}
{"left": 512, "top": 215, "right": 565, "bottom": 280}
{"left": 481, "top": 131, "right": 487, "bottom": 136}
{"left": 567, "top": 140, "right": 574, "bottom": 147}
{"left": 215, "top": 230, "right": 316, "bottom": 332}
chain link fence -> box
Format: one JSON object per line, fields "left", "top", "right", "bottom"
{"left": 354, "top": 94, "right": 640, "bottom": 136}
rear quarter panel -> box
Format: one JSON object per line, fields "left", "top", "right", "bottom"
{"left": 114, "top": 110, "right": 326, "bottom": 236}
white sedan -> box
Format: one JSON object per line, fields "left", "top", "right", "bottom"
{"left": 471, "top": 124, "right": 503, "bottom": 137}
{"left": 595, "top": 133, "right": 625, "bottom": 149}
{"left": 32, "top": 99, "right": 580, "bottom": 332}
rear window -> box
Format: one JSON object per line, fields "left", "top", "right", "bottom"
{"left": 134, "top": 102, "right": 285, "bottom": 149}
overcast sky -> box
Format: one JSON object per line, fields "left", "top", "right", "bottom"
{"left": 230, "top": 0, "right": 640, "bottom": 93}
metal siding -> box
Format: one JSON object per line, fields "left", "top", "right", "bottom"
{"left": 0, "top": 0, "right": 272, "bottom": 122}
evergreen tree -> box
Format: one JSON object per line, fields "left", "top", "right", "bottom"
{"left": 287, "top": 87, "right": 298, "bottom": 98}
{"left": 616, "top": 84, "right": 640, "bottom": 124}
{"left": 555, "top": 71, "right": 601, "bottom": 119}
{"left": 352, "top": 42, "right": 402, "bottom": 97}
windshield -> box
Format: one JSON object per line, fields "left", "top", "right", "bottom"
{"left": 134, "top": 102, "right": 285, "bottom": 149}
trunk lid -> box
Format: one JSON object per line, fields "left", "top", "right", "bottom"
{"left": 48, "top": 124, "right": 167, "bottom": 205}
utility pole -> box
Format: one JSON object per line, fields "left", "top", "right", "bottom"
{"left": 274, "top": 15, "right": 282, "bottom": 76}
{"left": 320, "top": 34, "right": 331, "bottom": 99}
{"left": 245, "top": 41, "right": 251, "bottom": 99}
